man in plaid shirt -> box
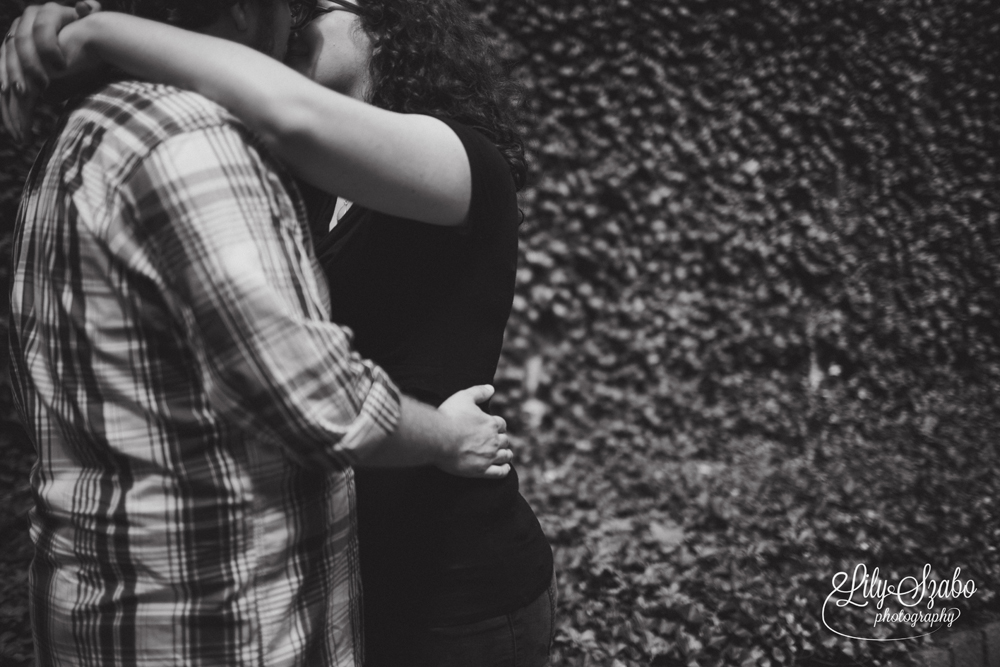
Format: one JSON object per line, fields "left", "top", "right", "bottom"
{"left": 6, "top": 1, "right": 513, "bottom": 665}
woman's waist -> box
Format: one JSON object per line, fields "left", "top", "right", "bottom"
{"left": 356, "top": 483, "right": 553, "bottom": 625}
{"left": 355, "top": 464, "right": 517, "bottom": 520}
{"left": 351, "top": 347, "right": 499, "bottom": 400}
{"left": 354, "top": 468, "right": 545, "bottom": 571}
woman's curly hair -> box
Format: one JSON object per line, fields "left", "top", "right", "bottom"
{"left": 356, "top": 0, "right": 527, "bottom": 190}
{"left": 101, "top": 0, "right": 270, "bottom": 29}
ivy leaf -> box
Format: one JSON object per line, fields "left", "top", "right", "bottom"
{"left": 649, "top": 522, "right": 686, "bottom": 552}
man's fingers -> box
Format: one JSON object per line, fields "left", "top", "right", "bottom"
{"left": 6, "top": 30, "right": 26, "bottom": 95}
{"left": 483, "top": 463, "right": 511, "bottom": 479}
{"left": 494, "top": 447, "right": 513, "bottom": 465}
{"left": 438, "top": 384, "right": 498, "bottom": 416}
{"left": 461, "top": 384, "right": 495, "bottom": 405}
{"left": 494, "top": 415, "right": 506, "bottom": 434}
{"left": 6, "top": 30, "right": 42, "bottom": 142}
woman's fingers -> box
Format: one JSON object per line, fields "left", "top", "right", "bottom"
{"left": 34, "top": 2, "right": 87, "bottom": 73}
{"left": 1, "top": 32, "right": 40, "bottom": 144}
{"left": 20, "top": 2, "right": 84, "bottom": 86}
{"left": 3, "top": 88, "right": 25, "bottom": 144}
{"left": 492, "top": 436, "right": 514, "bottom": 469}
{"left": 75, "top": 1, "right": 102, "bottom": 18}
{"left": 2, "top": 17, "right": 20, "bottom": 96}
{"left": 1, "top": 87, "right": 15, "bottom": 142}
{"left": 13, "top": 5, "right": 51, "bottom": 90}
{"left": 1, "top": 24, "right": 8, "bottom": 93}
{"left": 15, "top": 84, "right": 41, "bottom": 143}
{"left": 1, "top": 0, "right": 100, "bottom": 142}
{"left": 3, "top": 20, "right": 27, "bottom": 142}
{"left": 0, "top": 33, "right": 14, "bottom": 140}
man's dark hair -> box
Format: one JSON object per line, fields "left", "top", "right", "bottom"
{"left": 101, "top": 0, "right": 267, "bottom": 29}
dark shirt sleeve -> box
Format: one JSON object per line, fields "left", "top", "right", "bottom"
{"left": 438, "top": 119, "right": 519, "bottom": 238}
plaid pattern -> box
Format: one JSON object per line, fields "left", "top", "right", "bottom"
{"left": 8, "top": 80, "right": 401, "bottom": 667}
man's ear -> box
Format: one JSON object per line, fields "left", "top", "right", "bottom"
{"left": 228, "top": 0, "right": 252, "bottom": 32}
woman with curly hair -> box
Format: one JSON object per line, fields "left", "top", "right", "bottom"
{"left": 3, "top": 0, "right": 554, "bottom": 664}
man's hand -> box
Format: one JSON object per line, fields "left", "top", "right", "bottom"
{"left": 1, "top": 1, "right": 102, "bottom": 142}
{"left": 435, "top": 385, "right": 512, "bottom": 479}
{"left": 354, "top": 387, "right": 513, "bottom": 479}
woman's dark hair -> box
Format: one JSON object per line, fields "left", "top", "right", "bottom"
{"left": 102, "top": 0, "right": 270, "bottom": 29}
{"left": 356, "top": 0, "right": 527, "bottom": 191}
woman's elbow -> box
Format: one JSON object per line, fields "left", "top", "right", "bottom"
{"left": 254, "top": 95, "right": 318, "bottom": 157}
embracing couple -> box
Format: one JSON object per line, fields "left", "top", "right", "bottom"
{"left": 2, "top": 1, "right": 553, "bottom": 665}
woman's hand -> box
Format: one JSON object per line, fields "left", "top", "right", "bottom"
{"left": 1, "top": 1, "right": 102, "bottom": 142}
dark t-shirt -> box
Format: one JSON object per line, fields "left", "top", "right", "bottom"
{"left": 302, "top": 120, "right": 553, "bottom": 639}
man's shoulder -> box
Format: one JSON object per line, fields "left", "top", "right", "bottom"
{"left": 40, "top": 78, "right": 278, "bottom": 193}
{"left": 67, "top": 79, "right": 248, "bottom": 155}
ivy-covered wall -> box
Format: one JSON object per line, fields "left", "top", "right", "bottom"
{"left": 476, "top": 0, "right": 999, "bottom": 662}
{"left": 480, "top": 0, "right": 998, "bottom": 451}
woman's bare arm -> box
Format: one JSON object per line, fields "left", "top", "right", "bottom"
{"left": 3, "top": 8, "right": 472, "bottom": 225}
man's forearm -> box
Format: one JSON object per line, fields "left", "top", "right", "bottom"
{"left": 354, "top": 396, "right": 454, "bottom": 469}
{"left": 354, "top": 388, "right": 512, "bottom": 479}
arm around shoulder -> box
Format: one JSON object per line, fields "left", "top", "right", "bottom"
{"left": 262, "top": 91, "right": 474, "bottom": 226}
{"left": 67, "top": 11, "right": 474, "bottom": 226}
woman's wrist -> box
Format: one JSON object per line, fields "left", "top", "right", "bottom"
{"left": 56, "top": 13, "right": 104, "bottom": 73}
{"left": 42, "top": 13, "right": 112, "bottom": 100}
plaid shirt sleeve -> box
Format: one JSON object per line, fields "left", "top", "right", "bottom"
{"left": 119, "top": 123, "right": 400, "bottom": 469}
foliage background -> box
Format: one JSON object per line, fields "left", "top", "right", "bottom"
{"left": 2, "top": 0, "right": 999, "bottom": 665}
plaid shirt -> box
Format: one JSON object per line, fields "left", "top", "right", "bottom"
{"left": 8, "top": 80, "right": 400, "bottom": 667}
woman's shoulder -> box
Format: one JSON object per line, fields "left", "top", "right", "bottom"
{"left": 437, "top": 119, "right": 514, "bottom": 184}
{"left": 435, "top": 118, "right": 520, "bottom": 230}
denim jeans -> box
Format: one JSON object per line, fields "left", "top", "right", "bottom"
{"left": 407, "top": 573, "right": 558, "bottom": 667}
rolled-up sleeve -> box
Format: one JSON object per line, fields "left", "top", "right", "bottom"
{"left": 119, "top": 123, "right": 400, "bottom": 470}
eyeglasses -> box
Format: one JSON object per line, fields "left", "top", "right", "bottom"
{"left": 290, "top": 0, "right": 363, "bottom": 31}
